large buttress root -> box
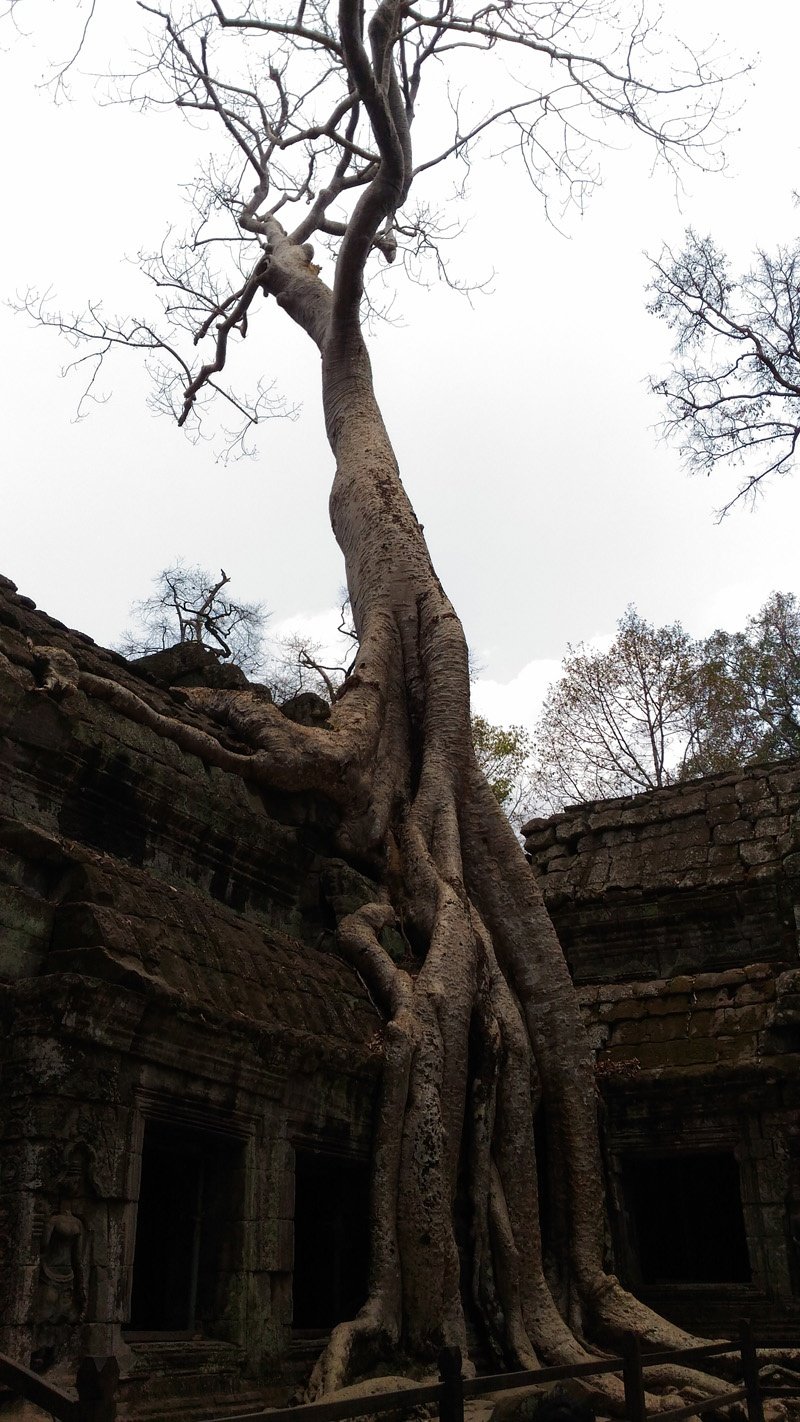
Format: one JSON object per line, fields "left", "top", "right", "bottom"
{"left": 308, "top": 903, "right": 417, "bottom": 1396}
{"left": 305, "top": 744, "right": 722, "bottom": 1413}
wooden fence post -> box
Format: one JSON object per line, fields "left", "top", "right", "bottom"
{"left": 438, "top": 1345, "right": 464, "bottom": 1422}
{"left": 621, "top": 1333, "right": 647, "bottom": 1422}
{"left": 739, "top": 1319, "right": 764, "bottom": 1422}
{"left": 75, "top": 1356, "right": 119, "bottom": 1422}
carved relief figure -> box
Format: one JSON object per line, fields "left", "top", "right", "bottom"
{"left": 31, "top": 1144, "right": 92, "bottom": 1369}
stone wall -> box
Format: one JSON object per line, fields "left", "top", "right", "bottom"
{"left": 524, "top": 772, "right": 800, "bottom": 1341}
{"left": 524, "top": 766, "right": 800, "bottom": 982}
{"left": 0, "top": 575, "right": 382, "bottom": 1407}
{"left": 4, "top": 565, "right": 800, "bottom": 1402}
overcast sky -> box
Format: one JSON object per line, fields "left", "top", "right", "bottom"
{"left": 1, "top": 1, "right": 798, "bottom": 736}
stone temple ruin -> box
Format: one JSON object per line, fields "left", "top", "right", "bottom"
{"left": 0, "top": 573, "right": 799, "bottom": 1415}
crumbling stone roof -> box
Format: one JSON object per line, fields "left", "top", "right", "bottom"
{"left": 0, "top": 574, "right": 380, "bottom": 1068}
{"left": 522, "top": 768, "right": 800, "bottom": 985}
{"left": 522, "top": 767, "right": 800, "bottom": 898}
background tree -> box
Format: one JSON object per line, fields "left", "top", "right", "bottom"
{"left": 530, "top": 593, "right": 800, "bottom": 810}
{"left": 471, "top": 715, "right": 533, "bottom": 824}
{"left": 648, "top": 228, "right": 800, "bottom": 514}
{"left": 683, "top": 591, "right": 800, "bottom": 777}
{"left": 120, "top": 562, "right": 267, "bottom": 673}
{"left": 530, "top": 607, "right": 699, "bottom": 809}
{"left": 265, "top": 596, "right": 359, "bottom": 703}
{"left": 12, "top": 0, "right": 738, "bottom": 1401}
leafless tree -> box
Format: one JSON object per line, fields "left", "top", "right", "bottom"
{"left": 120, "top": 561, "right": 267, "bottom": 670}
{"left": 530, "top": 607, "right": 700, "bottom": 810}
{"left": 12, "top": 0, "right": 741, "bottom": 1400}
{"left": 266, "top": 596, "right": 358, "bottom": 701}
{"left": 648, "top": 229, "right": 800, "bottom": 515}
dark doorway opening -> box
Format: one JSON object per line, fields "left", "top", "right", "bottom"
{"left": 623, "top": 1152, "right": 751, "bottom": 1285}
{"left": 292, "top": 1149, "right": 370, "bottom": 1331}
{"left": 128, "top": 1120, "right": 244, "bottom": 1335}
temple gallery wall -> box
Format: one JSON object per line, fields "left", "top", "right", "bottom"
{"left": 1, "top": 573, "right": 798, "bottom": 1414}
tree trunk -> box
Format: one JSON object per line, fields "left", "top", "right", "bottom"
{"left": 251, "top": 234, "right": 713, "bottom": 1402}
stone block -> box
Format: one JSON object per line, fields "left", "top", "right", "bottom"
{"left": 672, "top": 790, "right": 708, "bottom": 815}
{"left": 711, "top": 1004, "right": 765, "bottom": 1035}
{"left": 736, "top": 981, "right": 775, "bottom": 1005}
{"left": 644, "top": 994, "right": 692, "bottom": 1017}
{"left": 754, "top": 1157, "right": 791, "bottom": 1203}
{"left": 714, "top": 1033, "right": 758, "bottom": 1062}
{"left": 708, "top": 967, "right": 748, "bottom": 988}
{"left": 745, "top": 963, "right": 773, "bottom": 980}
{"left": 739, "top": 839, "right": 779, "bottom": 867}
{"left": 714, "top": 820, "right": 753, "bottom": 844}
{"left": 686, "top": 1010, "right": 715, "bottom": 1038}
{"left": 737, "top": 774, "right": 773, "bottom": 801}
{"left": 741, "top": 796, "right": 780, "bottom": 821}
{"left": 769, "top": 770, "right": 800, "bottom": 795}
{"left": 708, "top": 802, "right": 744, "bottom": 825}
{"left": 754, "top": 814, "right": 789, "bottom": 837}
{"left": 747, "top": 862, "right": 783, "bottom": 880}
{"left": 255, "top": 1216, "right": 293, "bottom": 1272}
{"left": 706, "top": 785, "right": 738, "bottom": 807}
{"left": 707, "top": 843, "right": 740, "bottom": 865}
{"left": 610, "top": 1038, "right": 716, "bottom": 1069}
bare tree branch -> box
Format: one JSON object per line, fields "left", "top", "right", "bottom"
{"left": 648, "top": 229, "right": 800, "bottom": 514}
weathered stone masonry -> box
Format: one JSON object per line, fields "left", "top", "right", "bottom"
{"left": 0, "top": 575, "right": 382, "bottom": 1412}
{"left": 2, "top": 570, "right": 800, "bottom": 1418}
{"left": 524, "top": 772, "right": 800, "bottom": 1343}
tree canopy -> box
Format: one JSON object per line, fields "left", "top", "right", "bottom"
{"left": 17, "top": 0, "right": 736, "bottom": 454}
{"left": 470, "top": 714, "right": 532, "bottom": 822}
{"left": 649, "top": 228, "right": 800, "bottom": 514}
{"left": 120, "top": 562, "right": 267, "bottom": 671}
{"left": 530, "top": 593, "right": 800, "bottom": 811}
{"left": 530, "top": 606, "right": 698, "bottom": 807}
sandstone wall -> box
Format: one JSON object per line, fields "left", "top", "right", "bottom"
{"left": 524, "top": 770, "right": 800, "bottom": 1341}
{"left": 0, "top": 575, "right": 381, "bottom": 1398}
{"left": 523, "top": 766, "right": 800, "bottom": 983}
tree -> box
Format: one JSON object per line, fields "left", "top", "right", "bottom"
{"left": 648, "top": 229, "right": 800, "bottom": 514}
{"left": 530, "top": 594, "right": 800, "bottom": 810}
{"left": 683, "top": 591, "right": 800, "bottom": 777}
{"left": 13, "top": 0, "right": 737, "bottom": 1400}
{"left": 735, "top": 590, "right": 800, "bottom": 757}
{"left": 530, "top": 607, "right": 700, "bottom": 810}
{"left": 471, "top": 715, "right": 533, "bottom": 824}
{"left": 120, "top": 562, "right": 267, "bottom": 673}
{"left": 265, "top": 597, "right": 359, "bottom": 703}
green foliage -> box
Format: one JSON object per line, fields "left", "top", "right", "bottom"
{"left": 471, "top": 715, "right": 533, "bottom": 821}
{"left": 682, "top": 591, "right": 800, "bottom": 778}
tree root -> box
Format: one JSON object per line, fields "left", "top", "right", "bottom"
{"left": 70, "top": 591, "right": 736, "bottom": 1414}
{"left": 77, "top": 671, "right": 355, "bottom": 799}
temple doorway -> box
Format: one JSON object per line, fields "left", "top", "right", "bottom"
{"left": 623, "top": 1151, "right": 751, "bottom": 1285}
{"left": 127, "top": 1119, "right": 244, "bottom": 1336}
{"left": 292, "top": 1148, "right": 370, "bottom": 1331}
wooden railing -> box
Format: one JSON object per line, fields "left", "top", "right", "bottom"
{"left": 210, "top": 1320, "right": 766, "bottom": 1422}
{"left": 0, "top": 1352, "right": 118, "bottom": 1422}
{"left": 1, "top": 1319, "right": 782, "bottom": 1422}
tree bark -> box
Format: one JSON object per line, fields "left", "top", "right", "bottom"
{"left": 253, "top": 231, "right": 713, "bottom": 1405}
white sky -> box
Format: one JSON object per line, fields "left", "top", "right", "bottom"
{"left": 1, "top": 1, "right": 798, "bottom": 737}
